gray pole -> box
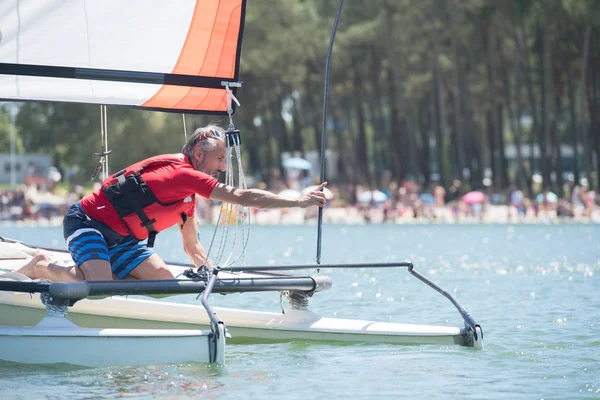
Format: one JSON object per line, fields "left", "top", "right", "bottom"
{"left": 9, "top": 122, "right": 16, "bottom": 188}
{"left": 316, "top": 0, "right": 344, "bottom": 265}
{"left": 7, "top": 103, "right": 18, "bottom": 189}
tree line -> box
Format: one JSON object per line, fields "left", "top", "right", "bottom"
{"left": 1, "top": 0, "right": 599, "bottom": 196}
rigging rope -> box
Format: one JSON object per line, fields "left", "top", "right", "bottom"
{"left": 91, "top": 105, "right": 111, "bottom": 181}
{"left": 316, "top": 0, "right": 345, "bottom": 265}
{"left": 102, "top": 105, "right": 109, "bottom": 179}
{"left": 182, "top": 114, "right": 188, "bottom": 142}
{"left": 200, "top": 83, "right": 251, "bottom": 270}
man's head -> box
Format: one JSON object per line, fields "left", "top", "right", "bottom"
{"left": 182, "top": 125, "right": 227, "bottom": 178}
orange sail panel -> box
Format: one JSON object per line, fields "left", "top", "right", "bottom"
{"left": 0, "top": 0, "right": 245, "bottom": 114}
{"left": 143, "top": 0, "right": 243, "bottom": 112}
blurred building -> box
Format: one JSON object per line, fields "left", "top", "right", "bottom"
{"left": 0, "top": 153, "right": 52, "bottom": 184}
{"left": 504, "top": 144, "right": 584, "bottom": 174}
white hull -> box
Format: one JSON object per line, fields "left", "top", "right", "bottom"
{"left": 0, "top": 314, "right": 225, "bottom": 367}
{"left": 0, "top": 240, "right": 481, "bottom": 351}
{"left": 0, "top": 290, "right": 474, "bottom": 347}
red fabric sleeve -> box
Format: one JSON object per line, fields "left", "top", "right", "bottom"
{"left": 186, "top": 196, "right": 197, "bottom": 217}
{"left": 167, "top": 167, "right": 218, "bottom": 199}
{"left": 145, "top": 162, "right": 219, "bottom": 202}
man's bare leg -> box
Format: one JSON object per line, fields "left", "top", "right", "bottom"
{"left": 18, "top": 253, "right": 168, "bottom": 281}
{"left": 16, "top": 253, "right": 83, "bottom": 282}
{"left": 79, "top": 259, "right": 113, "bottom": 281}
{"left": 16, "top": 254, "right": 112, "bottom": 282}
{"left": 127, "top": 254, "right": 175, "bottom": 280}
{"left": 15, "top": 253, "right": 48, "bottom": 277}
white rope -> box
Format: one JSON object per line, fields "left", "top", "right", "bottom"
{"left": 223, "top": 134, "right": 251, "bottom": 267}
{"left": 220, "top": 86, "right": 250, "bottom": 267}
{"left": 204, "top": 137, "right": 241, "bottom": 268}
{"left": 182, "top": 114, "right": 188, "bottom": 142}
{"left": 225, "top": 82, "right": 240, "bottom": 130}
{"left": 220, "top": 136, "right": 251, "bottom": 268}
{"left": 99, "top": 105, "right": 109, "bottom": 179}
{"left": 212, "top": 144, "right": 235, "bottom": 265}
{"left": 200, "top": 85, "right": 251, "bottom": 269}
{"left": 91, "top": 106, "right": 110, "bottom": 181}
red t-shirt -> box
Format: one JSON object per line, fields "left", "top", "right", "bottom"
{"left": 80, "top": 154, "right": 218, "bottom": 235}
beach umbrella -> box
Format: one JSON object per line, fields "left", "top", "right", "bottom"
{"left": 47, "top": 166, "right": 62, "bottom": 182}
{"left": 536, "top": 192, "right": 558, "bottom": 203}
{"left": 278, "top": 189, "right": 302, "bottom": 199}
{"left": 282, "top": 157, "right": 312, "bottom": 170}
{"left": 357, "top": 190, "right": 388, "bottom": 203}
{"left": 302, "top": 185, "right": 334, "bottom": 200}
{"left": 462, "top": 191, "right": 485, "bottom": 205}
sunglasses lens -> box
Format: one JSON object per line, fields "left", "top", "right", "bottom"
{"left": 194, "top": 129, "right": 222, "bottom": 147}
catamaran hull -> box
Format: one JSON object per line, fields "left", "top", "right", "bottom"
{"left": 0, "top": 240, "right": 482, "bottom": 348}
{"left": 0, "top": 315, "right": 225, "bottom": 367}
{"left": 0, "top": 291, "right": 477, "bottom": 347}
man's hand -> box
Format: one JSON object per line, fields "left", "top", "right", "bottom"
{"left": 299, "top": 182, "right": 328, "bottom": 208}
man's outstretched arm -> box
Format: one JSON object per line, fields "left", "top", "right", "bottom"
{"left": 209, "top": 182, "right": 328, "bottom": 209}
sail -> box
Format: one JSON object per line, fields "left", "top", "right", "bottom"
{"left": 0, "top": 0, "right": 246, "bottom": 114}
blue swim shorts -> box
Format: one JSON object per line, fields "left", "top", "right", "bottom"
{"left": 63, "top": 203, "right": 154, "bottom": 279}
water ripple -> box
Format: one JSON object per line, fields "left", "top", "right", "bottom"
{"left": 1, "top": 224, "right": 599, "bottom": 399}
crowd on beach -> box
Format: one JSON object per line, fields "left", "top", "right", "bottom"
{"left": 0, "top": 181, "right": 80, "bottom": 223}
{"left": 2, "top": 172, "right": 599, "bottom": 226}
{"left": 238, "top": 174, "right": 600, "bottom": 225}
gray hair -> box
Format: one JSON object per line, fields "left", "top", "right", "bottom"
{"left": 181, "top": 125, "right": 225, "bottom": 159}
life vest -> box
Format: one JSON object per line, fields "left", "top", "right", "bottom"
{"left": 101, "top": 154, "right": 191, "bottom": 247}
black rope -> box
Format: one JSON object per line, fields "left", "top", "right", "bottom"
{"left": 316, "top": 0, "right": 345, "bottom": 265}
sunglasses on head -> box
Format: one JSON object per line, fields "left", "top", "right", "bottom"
{"left": 201, "top": 129, "right": 222, "bottom": 140}
{"left": 193, "top": 129, "right": 222, "bottom": 148}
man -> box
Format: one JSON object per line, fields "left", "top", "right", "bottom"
{"left": 17, "top": 125, "right": 327, "bottom": 282}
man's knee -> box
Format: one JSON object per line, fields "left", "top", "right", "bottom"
{"left": 80, "top": 260, "right": 113, "bottom": 281}
{"left": 153, "top": 266, "right": 174, "bottom": 280}
{"left": 130, "top": 267, "right": 173, "bottom": 280}
{"left": 128, "top": 257, "right": 174, "bottom": 280}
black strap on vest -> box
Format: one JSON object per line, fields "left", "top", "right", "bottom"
{"left": 113, "top": 169, "right": 159, "bottom": 247}
{"left": 180, "top": 212, "right": 187, "bottom": 229}
{"left": 104, "top": 158, "right": 186, "bottom": 248}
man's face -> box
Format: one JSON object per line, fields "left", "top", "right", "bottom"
{"left": 195, "top": 140, "right": 227, "bottom": 178}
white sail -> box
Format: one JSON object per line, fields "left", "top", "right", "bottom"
{"left": 0, "top": 0, "right": 246, "bottom": 114}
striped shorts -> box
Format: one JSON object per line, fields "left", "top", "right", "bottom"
{"left": 63, "top": 203, "right": 154, "bottom": 279}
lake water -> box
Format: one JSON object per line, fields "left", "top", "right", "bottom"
{"left": 0, "top": 223, "right": 598, "bottom": 399}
